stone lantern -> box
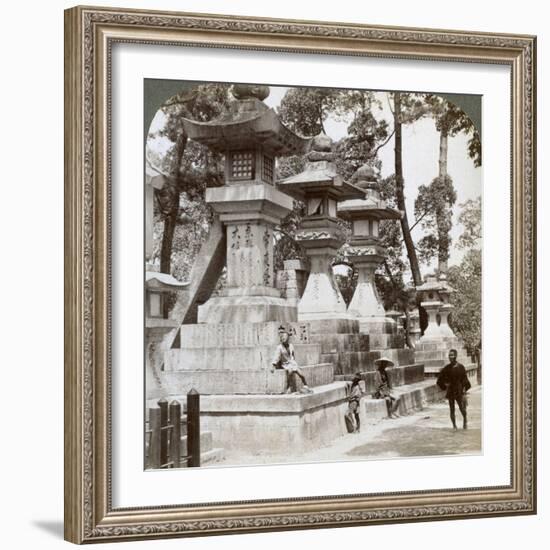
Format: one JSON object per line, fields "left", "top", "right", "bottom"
{"left": 145, "top": 272, "right": 189, "bottom": 322}
{"left": 436, "top": 274, "right": 456, "bottom": 338}
{"left": 181, "top": 84, "right": 310, "bottom": 324}
{"left": 408, "top": 308, "right": 422, "bottom": 346}
{"left": 278, "top": 134, "right": 364, "bottom": 320}
{"left": 416, "top": 274, "right": 456, "bottom": 340}
{"left": 338, "top": 164, "right": 401, "bottom": 330}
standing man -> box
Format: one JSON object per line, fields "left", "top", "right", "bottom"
{"left": 437, "top": 349, "right": 471, "bottom": 430}
{"left": 271, "top": 326, "right": 313, "bottom": 394}
{"left": 345, "top": 372, "right": 363, "bottom": 433}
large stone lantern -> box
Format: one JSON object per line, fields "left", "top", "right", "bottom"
{"left": 181, "top": 85, "right": 310, "bottom": 324}
{"left": 278, "top": 134, "right": 363, "bottom": 320}
{"left": 338, "top": 164, "right": 401, "bottom": 329}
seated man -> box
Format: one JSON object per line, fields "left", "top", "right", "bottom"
{"left": 271, "top": 325, "right": 313, "bottom": 394}
{"left": 372, "top": 357, "right": 400, "bottom": 419}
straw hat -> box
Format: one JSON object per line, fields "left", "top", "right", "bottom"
{"left": 374, "top": 356, "right": 395, "bottom": 367}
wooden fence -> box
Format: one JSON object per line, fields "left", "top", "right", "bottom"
{"left": 146, "top": 389, "right": 201, "bottom": 469}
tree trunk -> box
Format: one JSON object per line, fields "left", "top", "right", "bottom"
{"left": 159, "top": 132, "right": 188, "bottom": 276}
{"left": 437, "top": 129, "right": 449, "bottom": 275}
{"left": 438, "top": 129, "right": 448, "bottom": 178}
{"left": 394, "top": 92, "right": 422, "bottom": 287}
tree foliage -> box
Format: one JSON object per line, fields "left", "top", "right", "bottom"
{"left": 457, "top": 196, "right": 482, "bottom": 250}
{"left": 447, "top": 249, "right": 482, "bottom": 353}
{"left": 446, "top": 198, "right": 482, "bottom": 352}
{"left": 278, "top": 87, "right": 342, "bottom": 136}
{"left": 147, "top": 83, "right": 231, "bottom": 284}
{"left": 414, "top": 175, "right": 457, "bottom": 267}
{"left": 414, "top": 95, "right": 479, "bottom": 273}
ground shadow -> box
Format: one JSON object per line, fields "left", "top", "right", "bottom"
{"left": 32, "top": 520, "right": 64, "bottom": 540}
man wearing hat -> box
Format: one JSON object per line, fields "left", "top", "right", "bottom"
{"left": 271, "top": 325, "right": 313, "bottom": 394}
{"left": 373, "top": 357, "right": 400, "bottom": 419}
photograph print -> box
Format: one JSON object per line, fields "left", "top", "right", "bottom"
{"left": 144, "top": 79, "right": 482, "bottom": 470}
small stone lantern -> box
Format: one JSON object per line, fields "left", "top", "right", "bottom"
{"left": 145, "top": 272, "right": 188, "bottom": 324}
{"left": 416, "top": 274, "right": 456, "bottom": 340}
{"left": 338, "top": 164, "right": 401, "bottom": 326}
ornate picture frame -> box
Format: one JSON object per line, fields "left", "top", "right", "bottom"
{"left": 64, "top": 5, "right": 536, "bottom": 544}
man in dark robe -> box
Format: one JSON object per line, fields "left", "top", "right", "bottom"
{"left": 437, "top": 349, "right": 471, "bottom": 430}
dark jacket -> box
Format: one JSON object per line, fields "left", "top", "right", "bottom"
{"left": 437, "top": 362, "right": 471, "bottom": 399}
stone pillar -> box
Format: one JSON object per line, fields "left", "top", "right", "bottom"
{"left": 225, "top": 221, "right": 274, "bottom": 289}
{"left": 347, "top": 252, "right": 386, "bottom": 319}
{"left": 298, "top": 238, "right": 348, "bottom": 320}
{"left": 421, "top": 301, "right": 442, "bottom": 339}
{"left": 197, "top": 184, "right": 297, "bottom": 324}
{"left": 438, "top": 304, "right": 456, "bottom": 337}
{"left": 277, "top": 259, "right": 309, "bottom": 304}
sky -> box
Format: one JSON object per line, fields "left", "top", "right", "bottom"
{"left": 147, "top": 84, "right": 482, "bottom": 272}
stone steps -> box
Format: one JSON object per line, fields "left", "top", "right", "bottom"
{"left": 361, "top": 378, "right": 445, "bottom": 422}
{"left": 367, "top": 333, "right": 405, "bottom": 350}
{"left": 336, "top": 363, "right": 425, "bottom": 393}
{"left": 424, "top": 363, "right": 479, "bottom": 384}
{"left": 308, "top": 332, "right": 370, "bottom": 354}
{"left": 321, "top": 350, "right": 381, "bottom": 375}
{"left": 324, "top": 348, "right": 416, "bottom": 376}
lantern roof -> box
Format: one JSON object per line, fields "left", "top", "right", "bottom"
{"left": 338, "top": 162, "right": 401, "bottom": 221}
{"left": 278, "top": 133, "right": 364, "bottom": 201}
{"left": 145, "top": 271, "right": 189, "bottom": 293}
{"left": 416, "top": 274, "right": 455, "bottom": 293}
{"left": 181, "top": 84, "right": 310, "bottom": 156}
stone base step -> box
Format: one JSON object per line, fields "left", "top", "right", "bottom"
{"left": 178, "top": 319, "right": 360, "bottom": 349}
{"left": 160, "top": 362, "right": 334, "bottom": 395}
{"left": 165, "top": 342, "right": 322, "bottom": 372}
{"left": 167, "top": 382, "right": 350, "bottom": 454}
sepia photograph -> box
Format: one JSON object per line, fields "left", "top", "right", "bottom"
{"left": 144, "top": 79, "right": 482, "bottom": 469}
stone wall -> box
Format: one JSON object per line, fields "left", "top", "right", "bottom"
{"left": 197, "top": 382, "right": 349, "bottom": 453}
